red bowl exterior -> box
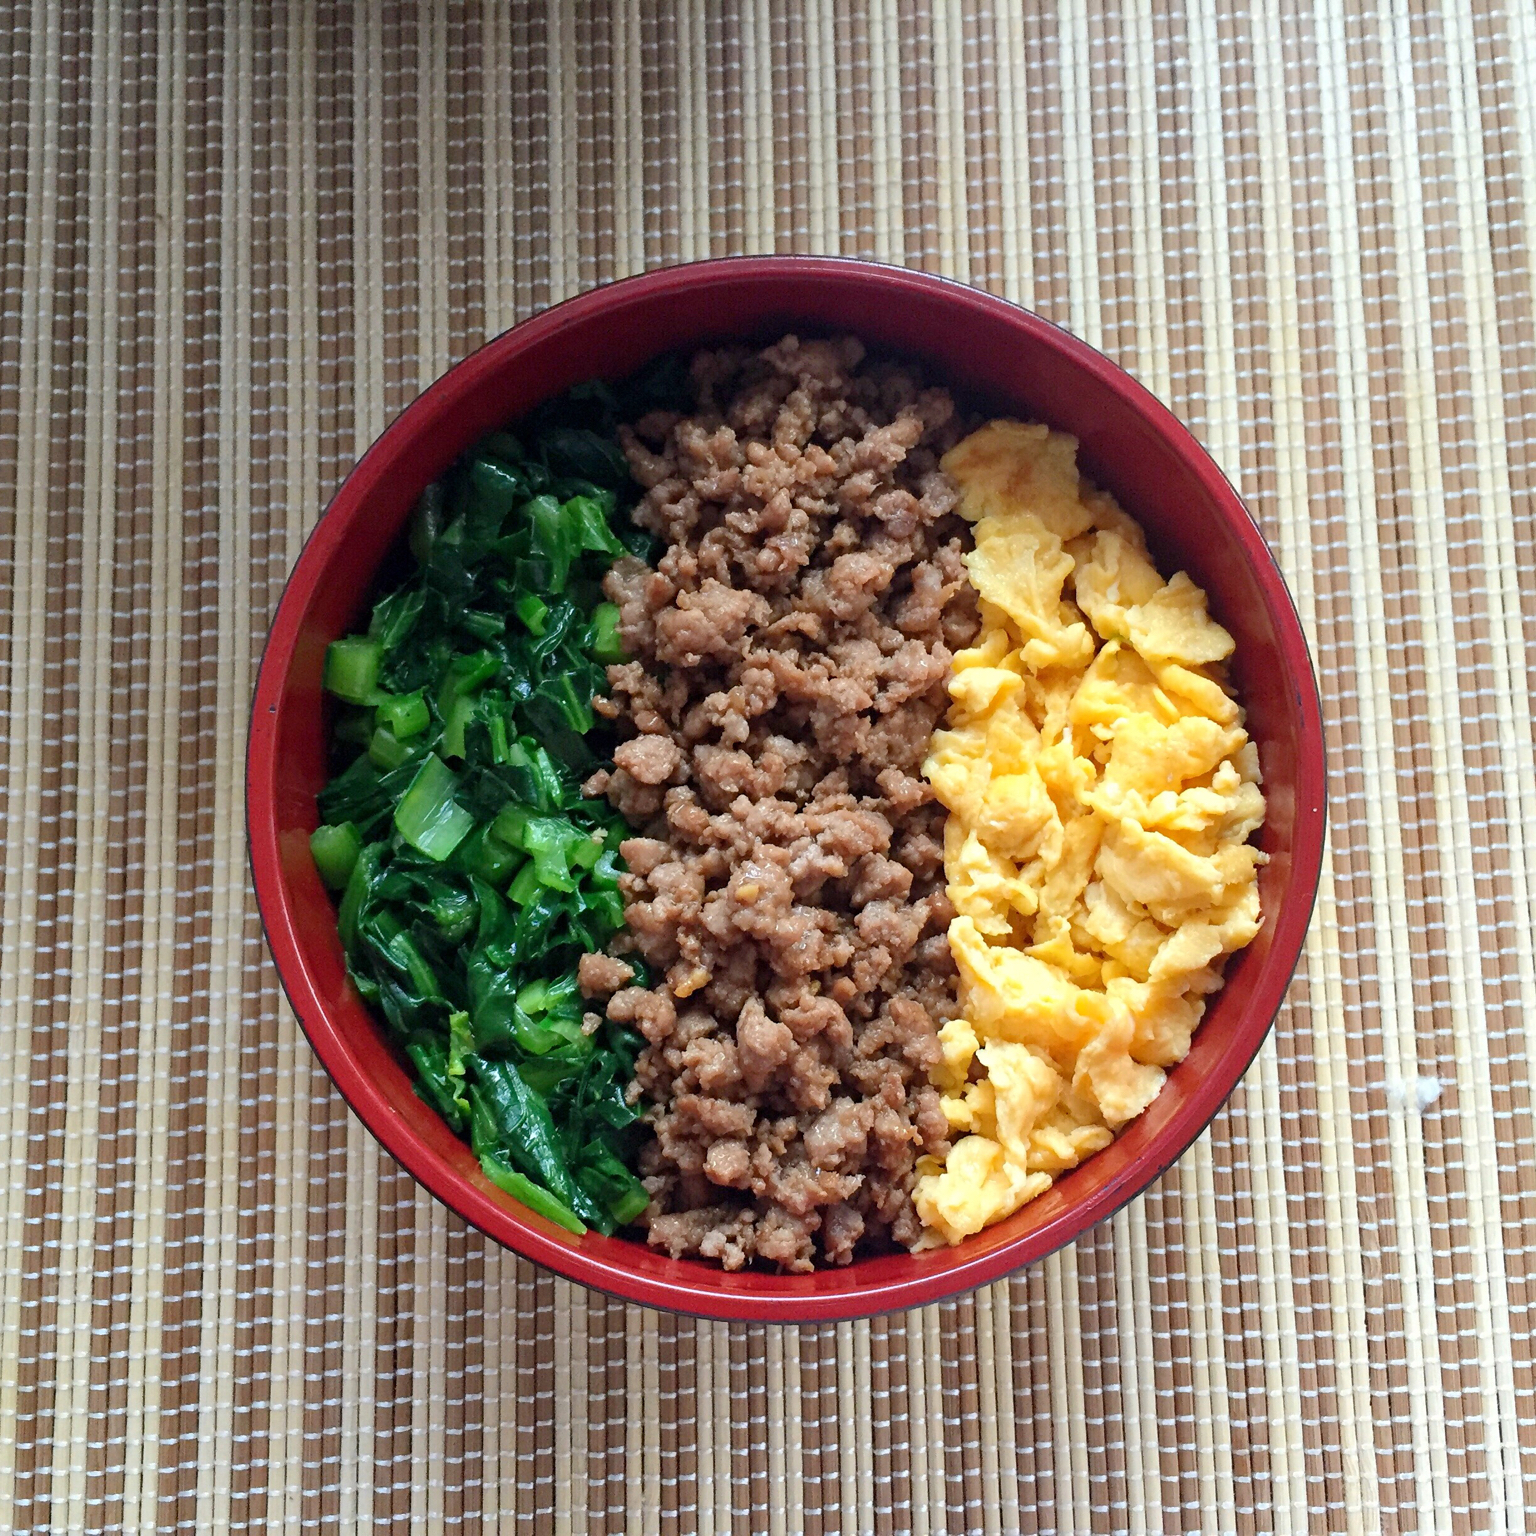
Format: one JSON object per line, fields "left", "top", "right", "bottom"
{"left": 247, "top": 257, "right": 1326, "bottom": 1322}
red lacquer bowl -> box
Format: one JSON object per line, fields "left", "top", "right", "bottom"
{"left": 248, "top": 257, "right": 1326, "bottom": 1322}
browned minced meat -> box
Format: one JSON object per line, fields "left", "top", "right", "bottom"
{"left": 585, "top": 335, "right": 979, "bottom": 1273}
{"left": 577, "top": 951, "right": 635, "bottom": 999}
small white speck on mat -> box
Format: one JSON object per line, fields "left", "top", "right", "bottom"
{"left": 1384, "top": 1075, "right": 1447, "bottom": 1113}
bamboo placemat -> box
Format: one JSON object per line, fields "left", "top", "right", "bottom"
{"left": 2, "top": 1, "right": 1533, "bottom": 1530}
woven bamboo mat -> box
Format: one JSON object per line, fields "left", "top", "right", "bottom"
{"left": 3, "top": 1, "right": 1534, "bottom": 1530}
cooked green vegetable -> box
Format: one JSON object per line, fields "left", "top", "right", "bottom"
{"left": 310, "top": 821, "right": 363, "bottom": 891}
{"left": 323, "top": 636, "right": 383, "bottom": 705}
{"left": 394, "top": 753, "right": 476, "bottom": 860}
{"left": 588, "top": 602, "right": 626, "bottom": 664}
{"left": 368, "top": 725, "right": 415, "bottom": 772}
{"left": 479, "top": 1157, "right": 587, "bottom": 1235}
{"left": 377, "top": 689, "right": 429, "bottom": 739}
{"left": 312, "top": 389, "right": 680, "bottom": 1236}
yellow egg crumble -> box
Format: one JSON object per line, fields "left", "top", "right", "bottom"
{"left": 913, "top": 421, "right": 1268, "bottom": 1246}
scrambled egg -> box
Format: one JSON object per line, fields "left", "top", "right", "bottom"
{"left": 913, "top": 421, "right": 1267, "bottom": 1245}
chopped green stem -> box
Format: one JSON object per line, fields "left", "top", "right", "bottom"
{"left": 441, "top": 693, "right": 476, "bottom": 760}
{"left": 588, "top": 602, "right": 625, "bottom": 663}
{"left": 376, "top": 689, "right": 429, "bottom": 739}
{"left": 368, "top": 725, "right": 413, "bottom": 771}
{"left": 507, "top": 860, "right": 542, "bottom": 907}
{"left": 323, "top": 636, "right": 382, "bottom": 705}
{"left": 310, "top": 822, "right": 363, "bottom": 890}
{"left": 394, "top": 754, "right": 475, "bottom": 860}
{"left": 487, "top": 711, "right": 512, "bottom": 764}
{"left": 516, "top": 594, "right": 548, "bottom": 635}
{"left": 445, "top": 650, "right": 500, "bottom": 698}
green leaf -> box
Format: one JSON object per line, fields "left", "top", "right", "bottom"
{"left": 317, "top": 749, "right": 422, "bottom": 834}
{"left": 492, "top": 805, "right": 601, "bottom": 894}
{"left": 506, "top": 860, "right": 543, "bottom": 908}
{"left": 564, "top": 494, "right": 625, "bottom": 559}
{"left": 441, "top": 649, "right": 501, "bottom": 702}
{"left": 479, "top": 1154, "right": 587, "bottom": 1235}
{"left": 537, "top": 427, "right": 633, "bottom": 488}
{"left": 370, "top": 588, "right": 426, "bottom": 655}
{"left": 468, "top": 456, "right": 526, "bottom": 531}
{"left": 576, "top": 1141, "right": 650, "bottom": 1227}
{"left": 459, "top": 609, "right": 505, "bottom": 642}
{"left": 468, "top": 1058, "right": 606, "bottom": 1228}
{"left": 526, "top": 495, "right": 576, "bottom": 592}
{"left": 406, "top": 1034, "right": 465, "bottom": 1134}
{"left": 516, "top": 1049, "right": 583, "bottom": 1098}
{"left": 447, "top": 1009, "right": 473, "bottom": 1120}
{"left": 337, "top": 839, "right": 384, "bottom": 952}
{"left": 480, "top": 429, "right": 524, "bottom": 464}
{"left": 408, "top": 483, "right": 447, "bottom": 564}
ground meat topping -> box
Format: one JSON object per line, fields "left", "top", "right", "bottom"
{"left": 577, "top": 952, "right": 636, "bottom": 999}
{"left": 600, "top": 336, "right": 979, "bottom": 1271}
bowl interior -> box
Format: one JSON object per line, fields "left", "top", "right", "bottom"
{"left": 249, "top": 259, "right": 1324, "bottom": 1321}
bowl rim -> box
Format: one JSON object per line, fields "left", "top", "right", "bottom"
{"left": 247, "top": 253, "right": 1327, "bottom": 1322}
